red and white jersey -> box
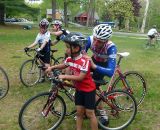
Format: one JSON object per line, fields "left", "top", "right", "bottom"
{"left": 64, "top": 54, "right": 96, "bottom": 92}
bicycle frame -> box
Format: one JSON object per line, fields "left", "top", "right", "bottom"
{"left": 106, "top": 52, "right": 132, "bottom": 93}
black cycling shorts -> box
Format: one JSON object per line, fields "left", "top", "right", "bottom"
{"left": 148, "top": 35, "right": 155, "bottom": 39}
{"left": 75, "top": 90, "right": 96, "bottom": 110}
{"left": 39, "top": 52, "right": 50, "bottom": 64}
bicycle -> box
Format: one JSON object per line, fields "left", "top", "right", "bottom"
{"left": 19, "top": 48, "right": 64, "bottom": 87}
{"left": 0, "top": 66, "right": 9, "bottom": 99}
{"left": 18, "top": 72, "right": 137, "bottom": 130}
{"left": 144, "top": 34, "right": 159, "bottom": 49}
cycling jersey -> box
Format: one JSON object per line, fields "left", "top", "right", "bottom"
{"left": 147, "top": 28, "right": 158, "bottom": 36}
{"left": 85, "top": 36, "right": 117, "bottom": 78}
{"left": 34, "top": 31, "right": 51, "bottom": 53}
{"left": 56, "top": 29, "right": 70, "bottom": 41}
{"left": 64, "top": 54, "right": 96, "bottom": 92}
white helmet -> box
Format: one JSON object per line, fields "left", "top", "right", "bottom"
{"left": 93, "top": 24, "right": 112, "bottom": 41}
{"left": 51, "top": 20, "right": 62, "bottom": 27}
{"left": 39, "top": 18, "right": 49, "bottom": 29}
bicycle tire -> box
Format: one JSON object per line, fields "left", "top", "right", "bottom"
{"left": 96, "top": 90, "right": 137, "bottom": 130}
{"left": 0, "top": 66, "right": 9, "bottom": 99}
{"left": 112, "top": 71, "right": 147, "bottom": 107}
{"left": 19, "top": 92, "right": 66, "bottom": 130}
{"left": 59, "top": 87, "right": 76, "bottom": 116}
{"left": 20, "top": 59, "right": 41, "bottom": 87}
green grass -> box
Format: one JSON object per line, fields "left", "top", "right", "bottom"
{"left": 0, "top": 25, "right": 160, "bottom": 130}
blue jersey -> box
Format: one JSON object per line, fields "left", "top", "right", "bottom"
{"left": 86, "top": 36, "right": 117, "bottom": 77}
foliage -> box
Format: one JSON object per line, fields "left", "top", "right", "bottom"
{"left": 0, "top": 0, "right": 39, "bottom": 22}
{"left": 130, "top": 0, "right": 142, "bottom": 16}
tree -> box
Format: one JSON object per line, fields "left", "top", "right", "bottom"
{"left": 130, "top": 0, "right": 142, "bottom": 17}
{"left": 0, "top": 0, "right": 39, "bottom": 25}
{"left": 105, "top": 0, "right": 134, "bottom": 30}
{"left": 140, "top": 0, "right": 149, "bottom": 33}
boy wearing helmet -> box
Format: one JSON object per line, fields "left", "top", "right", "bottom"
{"left": 24, "top": 18, "right": 51, "bottom": 83}
{"left": 85, "top": 24, "right": 117, "bottom": 125}
{"left": 46, "top": 33, "right": 98, "bottom": 130}
{"left": 50, "top": 20, "right": 70, "bottom": 46}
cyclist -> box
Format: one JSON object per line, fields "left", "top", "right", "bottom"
{"left": 147, "top": 25, "right": 159, "bottom": 45}
{"left": 46, "top": 33, "right": 98, "bottom": 130}
{"left": 24, "top": 18, "right": 51, "bottom": 83}
{"left": 50, "top": 20, "right": 70, "bottom": 46}
{"left": 85, "top": 24, "right": 117, "bottom": 125}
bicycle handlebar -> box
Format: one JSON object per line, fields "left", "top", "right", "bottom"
{"left": 25, "top": 48, "right": 44, "bottom": 57}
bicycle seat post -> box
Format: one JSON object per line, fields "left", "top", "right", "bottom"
{"left": 117, "top": 56, "right": 122, "bottom": 66}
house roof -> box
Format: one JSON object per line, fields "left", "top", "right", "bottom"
{"left": 75, "top": 12, "right": 99, "bottom": 20}
{"left": 46, "top": 9, "right": 71, "bottom": 15}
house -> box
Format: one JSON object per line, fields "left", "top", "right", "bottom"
{"left": 74, "top": 12, "right": 99, "bottom": 25}
{"left": 46, "top": 9, "right": 70, "bottom": 21}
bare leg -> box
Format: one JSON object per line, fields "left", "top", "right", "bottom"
{"left": 76, "top": 106, "right": 85, "bottom": 130}
{"left": 86, "top": 109, "right": 98, "bottom": 130}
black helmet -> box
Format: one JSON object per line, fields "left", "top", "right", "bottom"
{"left": 63, "top": 33, "right": 87, "bottom": 48}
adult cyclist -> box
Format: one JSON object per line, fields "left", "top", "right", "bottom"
{"left": 147, "top": 25, "right": 159, "bottom": 45}
{"left": 85, "top": 24, "right": 117, "bottom": 125}
{"left": 50, "top": 20, "right": 70, "bottom": 46}
{"left": 24, "top": 18, "right": 51, "bottom": 83}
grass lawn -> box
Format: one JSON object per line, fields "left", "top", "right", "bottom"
{"left": 0, "top": 25, "right": 160, "bottom": 130}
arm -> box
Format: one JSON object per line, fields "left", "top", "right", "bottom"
{"left": 85, "top": 36, "right": 92, "bottom": 52}
{"left": 27, "top": 42, "right": 37, "bottom": 48}
{"left": 51, "top": 39, "right": 59, "bottom": 46}
{"left": 46, "top": 63, "right": 67, "bottom": 73}
{"left": 50, "top": 30, "right": 63, "bottom": 36}
{"left": 94, "top": 46, "right": 117, "bottom": 77}
{"left": 59, "top": 71, "right": 86, "bottom": 81}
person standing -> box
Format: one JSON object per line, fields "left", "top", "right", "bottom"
{"left": 85, "top": 24, "right": 117, "bottom": 125}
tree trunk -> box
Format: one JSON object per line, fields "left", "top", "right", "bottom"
{"left": 125, "top": 19, "right": 130, "bottom": 31}
{"left": 52, "top": 0, "right": 56, "bottom": 21}
{"left": 64, "top": 0, "right": 68, "bottom": 27}
{"left": 86, "top": 0, "right": 95, "bottom": 27}
{"left": 140, "top": 0, "right": 149, "bottom": 33}
{"left": 0, "top": 3, "right": 5, "bottom": 25}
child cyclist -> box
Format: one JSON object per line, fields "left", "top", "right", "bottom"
{"left": 24, "top": 18, "right": 51, "bottom": 83}
{"left": 46, "top": 33, "right": 98, "bottom": 130}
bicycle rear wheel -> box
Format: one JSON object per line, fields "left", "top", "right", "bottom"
{"left": 96, "top": 90, "right": 137, "bottom": 130}
{"left": 20, "top": 59, "right": 41, "bottom": 87}
{"left": 112, "top": 71, "right": 147, "bottom": 107}
{"left": 0, "top": 67, "right": 9, "bottom": 99}
{"left": 19, "top": 92, "right": 66, "bottom": 130}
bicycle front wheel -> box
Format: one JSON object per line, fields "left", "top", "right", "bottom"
{"left": 96, "top": 90, "right": 137, "bottom": 130}
{"left": 0, "top": 67, "right": 9, "bottom": 99}
{"left": 112, "top": 71, "right": 147, "bottom": 107}
{"left": 20, "top": 59, "right": 41, "bottom": 87}
{"left": 19, "top": 92, "right": 66, "bottom": 130}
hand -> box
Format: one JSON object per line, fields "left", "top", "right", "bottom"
{"left": 45, "top": 67, "right": 52, "bottom": 73}
{"left": 36, "top": 48, "right": 41, "bottom": 52}
{"left": 24, "top": 47, "right": 29, "bottom": 52}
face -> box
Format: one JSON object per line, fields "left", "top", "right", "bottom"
{"left": 40, "top": 27, "right": 47, "bottom": 34}
{"left": 93, "top": 37, "right": 106, "bottom": 49}
{"left": 65, "top": 43, "right": 80, "bottom": 57}
{"left": 52, "top": 24, "right": 59, "bottom": 31}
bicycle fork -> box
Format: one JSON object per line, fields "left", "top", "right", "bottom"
{"left": 41, "top": 91, "right": 58, "bottom": 117}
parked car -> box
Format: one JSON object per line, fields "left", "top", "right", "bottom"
{"left": 97, "top": 21, "right": 116, "bottom": 28}
{"left": 5, "top": 18, "right": 19, "bottom": 22}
